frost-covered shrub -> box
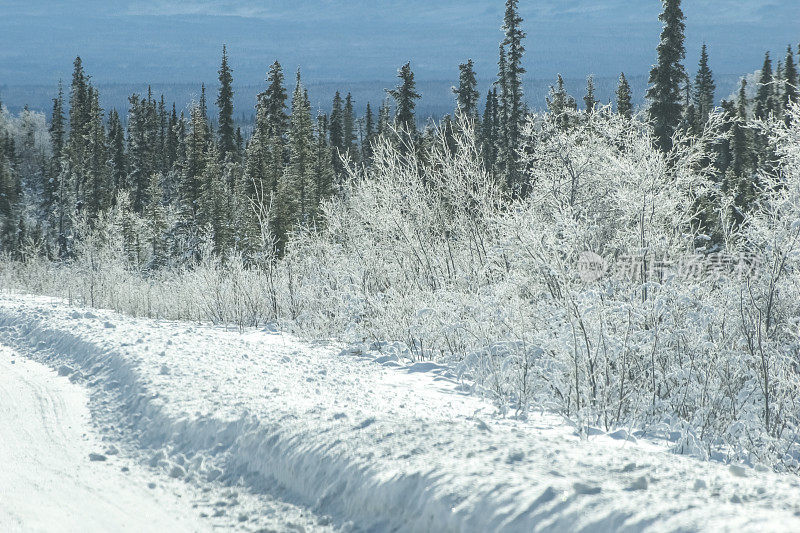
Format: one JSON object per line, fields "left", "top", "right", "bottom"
{"left": 7, "top": 108, "right": 800, "bottom": 469}
{"left": 277, "top": 111, "right": 800, "bottom": 467}
{"left": 1, "top": 199, "right": 280, "bottom": 329}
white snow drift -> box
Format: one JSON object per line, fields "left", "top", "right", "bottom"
{"left": 2, "top": 294, "right": 800, "bottom": 532}
{"left": 0, "top": 345, "right": 208, "bottom": 532}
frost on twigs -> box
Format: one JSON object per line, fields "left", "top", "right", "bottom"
{"left": 6, "top": 108, "right": 800, "bottom": 470}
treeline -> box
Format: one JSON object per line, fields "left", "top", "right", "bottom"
{"left": 0, "top": 0, "right": 798, "bottom": 264}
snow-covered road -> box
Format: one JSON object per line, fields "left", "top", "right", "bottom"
{"left": 0, "top": 346, "right": 207, "bottom": 532}
{"left": 3, "top": 293, "right": 800, "bottom": 532}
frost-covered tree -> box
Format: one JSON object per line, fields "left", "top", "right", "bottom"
{"left": 245, "top": 61, "right": 288, "bottom": 226}
{"left": 343, "top": 93, "right": 359, "bottom": 164}
{"left": 85, "top": 88, "right": 110, "bottom": 219}
{"left": 647, "top": 0, "right": 686, "bottom": 151}
{"left": 499, "top": 0, "right": 526, "bottom": 189}
{"left": 0, "top": 122, "right": 21, "bottom": 252}
{"left": 583, "top": 75, "right": 597, "bottom": 113}
{"left": 616, "top": 72, "right": 633, "bottom": 119}
{"left": 755, "top": 52, "right": 776, "bottom": 120}
{"left": 164, "top": 104, "right": 179, "bottom": 171}
{"left": 144, "top": 171, "right": 167, "bottom": 267}
{"left": 453, "top": 59, "right": 480, "bottom": 121}
{"left": 783, "top": 46, "right": 799, "bottom": 122}
{"left": 276, "top": 71, "right": 316, "bottom": 247}
{"left": 200, "top": 142, "right": 229, "bottom": 254}
{"left": 126, "top": 93, "right": 157, "bottom": 213}
{"left": 546, "top": 75, "right": 577, "bottom": 129}
{"left": 182, "top": 101, "right": 209, "bottom": 225}
{"left": 67, "top": 57, "right": 91, "bottom": 211}
{"left": 314, "top": 113, "right": 335, "bottom": 206}
{"left": 261, "top": 61, "right": 289, "bottom": 137}
{"left": 481, "top": 88, "right": 499, "bottom": 170}
{"left": 329, "top": 91, "right": 345, "bottom": 176}
{"left": 216, "top": 45, "right": 236, "bottom": 161}
{"left": 107, "top": 110, "right": 127, "bottom": 194}
{"left": 46, "top": 82, "right": 66, "bottom": 218}
{"left": 388, "top": 62, "right": 421, "bottom": 133}
{"left": 362, "top": 103, "right": 376, "bottom": 164}
{"left": 377, "top": 97, "right": 392, "bottom": 138}
{"left": 693, "top": 44, "right": 716, "bottom": 125}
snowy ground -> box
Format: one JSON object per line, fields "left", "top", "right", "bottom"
{"left": 2, "top": 293, "right": 800, "bottom": 532}
{"left": 0, "top": 348, "right": 208, "bottom": 532}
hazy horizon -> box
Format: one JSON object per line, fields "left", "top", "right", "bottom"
{"left": 3, "top": 1, "right": 799, "bottom": 89}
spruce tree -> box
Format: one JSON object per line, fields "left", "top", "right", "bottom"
{"left": 754, "top": 52, "right": 775, "bottom": 120}
{"left": 501, "top": 0, "right": 526, "bottom": 164}
{"left": 50, "top": 81, "right": 66, "bottom": 163}
{"left": 199, "top": 84, "right": 209, "bottom": 129}
{"left": 362, "top": 102, "right": 376, "bottom": 164}
{"left": 616, "top": 72, "right": 633, "bottom": 119}
{"left": 275, "top": 71, "right": 315, "bottom": 248}
{"left": 165, "top": 104, "right": 179, "bottom": 170}
{"left": 547, "top": 75, "right": 577, "bottom": 129}
{"left": 753, "top": 53, "right": 780, "bottom": 174}
{"left": 0, "top": 127, "right": 21, "bottom": 252}
{"left": 783, "top": 45, "right": 798, "bottom": 118}
{"left": 314, "top": 114, "right": 336, "bottom": 207}
{"left": 67, "top": 56, "right": 91, "bottom": 210}
{"left": 453, "top": 59, "right": 480, "bottom": 121}
{"left": 216, "top": 44, "right": 236, "bottom": 160}
{"left": 495, "top": 44, "right": 510, "bottom": 178}
{"left": 481, "top": 89, "right": 498, "bottom": 169}
{"left": 647, "top": 0, "right": 687, "bottom": 151}
{"left": 388, "top": 62, "right": 421, "bottom": 133}
{"left": 730, "top": 79, "right": 753, "bottom": 221}
{"left": 45, "top": 81, "right": 66, "bottom": 215}
{"left": 157, "top": 95, "right": 168, "bottom": 174}
{"left": 68, "top": 57, "right": 90, "bottom": 146}
{"left": 776, "top": 61, "right": 786, "bottom": 117}
{"left": 145, "top": 91, "right": 162, "bottom": 180}
{"left": 126, "top": 95, "right": 149, "bottom": 212}
{"left": 145, "top": 171, "right": 167, "bottom": 268}
{"left": 329, "top": 91, "right": 345, "bottom": 175}
{"left": 377, "top": 98, "right": 392, "bottom": 137}
{"left": 343, "top": 93, "right": 359, "bottom": 163}
{"left": 108, "top": 109, "right": 127, "bottom": 194}
{"left": 583, "top": 75, "right": 597, "bottom": 113}
{"left": 261, "top": 61, "right": 288, "bottom": 136}
{"left": 85, "top": 87, "right": 110, "bottom": 218}
{"left": 183, "top": 101, "right": 209, "bottom": 224}
{"left": 693, "top": 43, "right": 716, "bottom": 125}
{"left": 199, "top": 143, "right": 228, "bottom": 254}
{"left": 245, "top": 61, "right": 289, "bottom": 225}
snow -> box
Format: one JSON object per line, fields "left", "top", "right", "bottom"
{"left": 0, "top": 345, "right": 207, "bottom": 532}
{"left": 2, "top": 293, "right": 800, "bottom": 531}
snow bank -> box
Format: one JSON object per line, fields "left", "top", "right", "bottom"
{"left": 0, "top": 346, "right": 209, "bottom": 532}
{"left": 2, "top": 294, "right": 800, "bottom": 532}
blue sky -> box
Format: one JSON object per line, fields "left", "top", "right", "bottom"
{"left": 2, "top": 1, "right": 799, "bottom": 86}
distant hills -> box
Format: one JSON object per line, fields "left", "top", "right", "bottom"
{"left": 1, "top": 74, "right": 747, "bottom": 122}
{"left": 2, "top": 1, "right": 798, "bottom": 90}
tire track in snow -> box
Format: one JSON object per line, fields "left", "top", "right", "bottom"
{"left": 0, "top": 346, "right": 209, "bottom": 533}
